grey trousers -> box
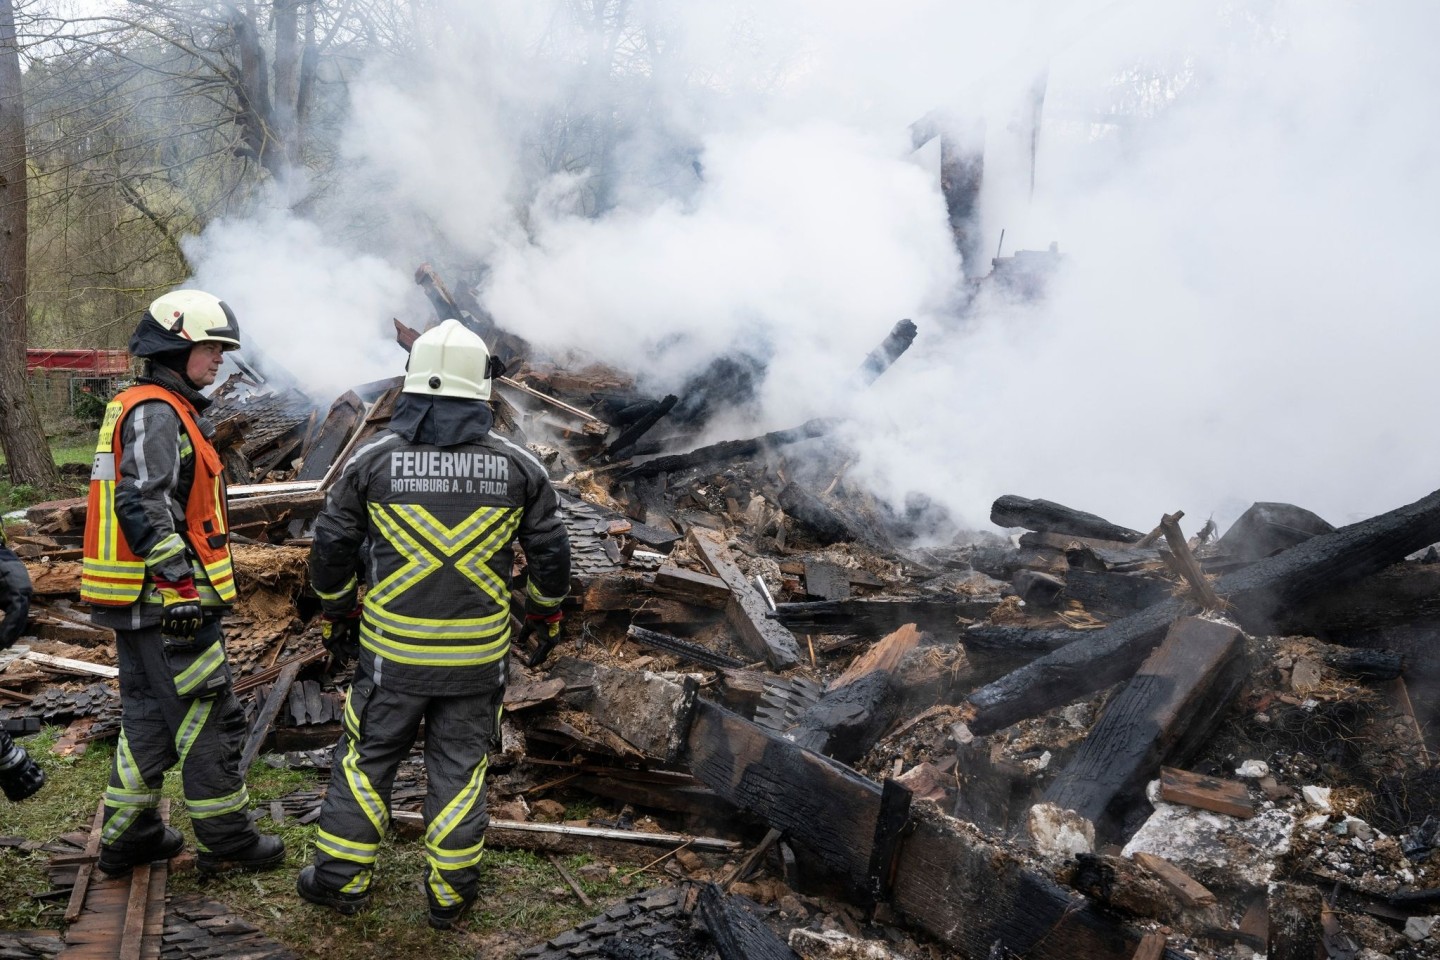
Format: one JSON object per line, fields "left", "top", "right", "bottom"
{"left": 103, "top": 621, "right": 260, "bottom": 856}
{"left": 311, "top": 669, "right": 503, "bottom": 910}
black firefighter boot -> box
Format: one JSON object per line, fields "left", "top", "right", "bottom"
{"left": 197, "top": 833, "right": 286, "bottom": 877}
{"left": 296, "top": 865, "right": 371, "bottom": 916}
{"left": 98, "top": 826, "right": 185, "bottom": 877}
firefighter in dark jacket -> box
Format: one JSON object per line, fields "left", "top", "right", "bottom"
{"left": 0, "top": 530, "right": 44, "bottom": 802}
{"left": 82, "top": 290, "right": 284, "bottom": 877}
{"left": 297, "top": 319, "right": 571, "bottom": 929}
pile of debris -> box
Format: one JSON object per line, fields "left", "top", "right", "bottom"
{"left": 8, "top": 264, "right": 1440, "bottom": 959}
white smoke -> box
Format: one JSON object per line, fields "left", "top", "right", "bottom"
{"left": 183, "top": 0, "right": 1440, "bottom": 535}
{"left": 184, "top": 209, "right": 422, "bottom": 397}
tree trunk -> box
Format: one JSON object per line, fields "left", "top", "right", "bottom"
{"left": 0, "top": 0, "right": 57, "bottom": 488}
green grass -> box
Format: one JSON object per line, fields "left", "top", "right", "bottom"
{"left": 0, "top": 730, "right": 634, "bottom": 956}
{"left": 0, "top": 437, "right": 94, "bottom": 514}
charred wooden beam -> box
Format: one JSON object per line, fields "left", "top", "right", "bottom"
{"left": 856, "top": 319, "right": 918, "bottom": 385}
{"left": 991, "top": 495, "right": 1145, "bottom": 543}
{"left": 788, "top": 626, "right": 923, "bottom": 762}
{"left": 602, "top": 394, "right": 677, "bottom": 462}
{"left": 620, "top": 418, "right": 841, "bottom": 480}
{"left": 963, "top": 485, "right": 1440, "bottom": 734}
{"left": 695, "top": 883, "right": 800, "bottom": 960}
{"left": 539, "top": 659, "right": 1186, "bottom": 959}
{"left": 690, "top": 529, "right": 802, "bottom": 669}
{"left": 295, "top": 390, "right": 364, "bottom": 482}
{"left": 774, "top": 599, "right": 998, "bottom": 638}
{"left": 1041, "top": 618, "right": 1247, "bottom": 841}
{"left": 1061, "top": 569, "right": 1174, "bottom": 619}
{"left": 626, "top": 625, "right": 746, "bottom": 672}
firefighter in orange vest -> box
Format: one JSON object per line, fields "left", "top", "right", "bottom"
{"left": 82, "top": 290, "right": 284, "bottom": 877}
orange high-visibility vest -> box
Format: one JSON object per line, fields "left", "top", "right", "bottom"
{"left": 81, "top": 385, "right": 236, "bottom": 607}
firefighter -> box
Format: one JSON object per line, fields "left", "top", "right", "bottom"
{"left": 82, "top": 289, "right": 284, "bottom": 877}
{"left": 0, "top": 531, "right": 45, "bottom": 803}
{"left": 297, "top": 319, "right": 570, "bottom": 929}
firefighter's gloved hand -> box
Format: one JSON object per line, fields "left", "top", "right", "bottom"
{"left": 0, "top": 733, "right": 45, "bottom": 802}
{"left": 155, "top": 576, "right": 203, "bottom": 641}
{"left": 522, "top": 608, "right": 564, "bottom": 668}
{"left": 321, "top": 608, "right": 360, "bottom": 667}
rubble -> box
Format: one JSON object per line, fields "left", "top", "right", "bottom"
{"left": 11, "top": 267, "right": 1440, "bottom": 957}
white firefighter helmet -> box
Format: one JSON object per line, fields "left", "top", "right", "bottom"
{"left": 403, "top": 319, "right": 493, "bottom": 401}
{"left": 143, "top": 289, "right": 242, "bottom": 352}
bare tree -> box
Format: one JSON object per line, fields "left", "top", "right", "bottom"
{"left": 0, "top": 0, "right": 56, "bottom": 487}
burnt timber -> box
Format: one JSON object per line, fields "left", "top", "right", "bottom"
{"left": 964, "top": 483, "right": 1440, "bottom": 733}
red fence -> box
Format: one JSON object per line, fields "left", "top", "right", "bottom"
{"left": 26, "top": 349, "right": 130, "bottom": 376}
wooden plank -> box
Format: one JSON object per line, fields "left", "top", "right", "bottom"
{"left": 689, "top": 529, "right": 801, "bottom": 669}
{"left": 802, "top": 559, "right": 852, "bottom": 601}
{"left": 1159, "top": 512, "right": 1223, "bottom": 610}
{"left": 239, "top": 660, "right": 302, "bottom": 776}
{"left": 1042, "top": 617, "right": 1247, "bottom": 839}
{"left": 652, "top": 565, "right": 731, "bottom": 609}
{"left": 1132, "top": 852, "right": 1217, "bottom": 908}
{"left": 63, "top": 801, "right": 106, "bottom": 924}
{"left": 22, "top": 651, "right": 118, "bottom": 679}
{"left": 831, "top": 624, "right": 922, "bottom": 690}
{"left": 1132, "top": 932, "right": 1168, "bottom": 960}
{"left": 1159, "top": 767, "right": 1256, "bottom": 818}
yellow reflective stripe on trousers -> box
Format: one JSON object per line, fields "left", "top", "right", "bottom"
{"left": 104, "top": 785, "right": 160, "bottom": 808}
{"left": 174, "top": 699, "right": 214, "bottom": 765}
{"left": 187, "top": 786, "right": 250, "bottom": 819}
{"left": 425, "top": 837, "right": 486, "bottom": 871}
{"left": 428, "top": 871, "right": 464, "bottom": 908}
{"left": 115, "top": 729, "right": 144, "bottom": 790}
{"left": 341, "top": 738, "right": 389, "bottom": 836}
{"left": 316, "top": 829, "right": 379, "bottom": 865}
{"left": 343, "top": 687, "right": 362, "bottom": 741}
{"left": 103, "top": 728, "right": 153, "bottom": 844}
{"left": 172, "top": 644, "right": 226, "bottom": 696}
{"left": 427, "top": 755, "right": 489, "bottom": 849}
{"left": 314, "top": 574, "right": 358, "bottom": 602}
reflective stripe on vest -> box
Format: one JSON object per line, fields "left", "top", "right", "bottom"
{"left": 81, "top": 385, "right": 236, "bottom": 606}
{"left": 358, "top": 502, "right": 521, "bottom": 668}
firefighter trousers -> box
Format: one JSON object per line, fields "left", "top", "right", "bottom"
{"left": 103, "top": 621, "right": 260, "bottom": 856}
{"left": 311, "top": 671, "right": 502, "bottom": 910}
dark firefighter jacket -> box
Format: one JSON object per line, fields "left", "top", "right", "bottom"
{"left": 308, "top": 394, "right": 570, "bottom": 696}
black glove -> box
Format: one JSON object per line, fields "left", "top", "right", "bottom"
{"left": 521, "top": 607, "right": 564, "bottom": 668}
{"left": 0, "top": 730, "right": 44, "bottom": 802}
{"left": 321, "top": 609, "right": 361, "bottom": 667}
{"left": 0, "top": 546, "right": 32, "bottom": 652}
{"left": 155, "top": 576, "right": 203, "bottom": 641}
